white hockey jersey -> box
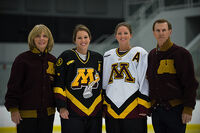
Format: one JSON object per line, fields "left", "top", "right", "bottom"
{"left": 103, "top": 47, "right": 150, "bottom": 118}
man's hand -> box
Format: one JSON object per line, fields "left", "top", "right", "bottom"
{"left": 60, "top": 108, "right": 69, "bottom": 119}
{"left": 11, "top": 111, "right": 22, "bottom": 124}
{"left": 182, "top": 113, "right": 192, "bottom": 124}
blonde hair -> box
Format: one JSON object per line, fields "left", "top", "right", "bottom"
{"left": 28, "top": 24, "right": 54, "bottom": 52}
{"left": 72, "top": 24, "right": 92, "bottom": 43}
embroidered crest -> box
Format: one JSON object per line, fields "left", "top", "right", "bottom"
{"left": 56, "top": 58, "right": 63, "bottom": 66}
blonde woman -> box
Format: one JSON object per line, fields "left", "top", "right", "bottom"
{"left": 5, "top": 24, "right": 56, "bottom": 133}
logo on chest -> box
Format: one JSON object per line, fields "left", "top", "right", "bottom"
{"left": 71, "top": 68, "right": 100, "bottom": 98}
{"left": 108, "top": 63, "right": 135, "bottom": 84}
{"left": 157, "top": 59, "right": 176, "bottom": 74}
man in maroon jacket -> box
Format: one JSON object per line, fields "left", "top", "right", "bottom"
{"left": 147, "top": 19, "right": 199, "bottom": 133}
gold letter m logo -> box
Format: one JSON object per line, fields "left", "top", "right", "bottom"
{"left": 108, "top": 63, "right": 135, "bottom": 84}
{"left": 71, "top": 68, "right": 95, "bottom": 89}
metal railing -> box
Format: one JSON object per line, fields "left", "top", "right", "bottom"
{"left": 126, "top": 0, "right": 200, "bottom": 33}
{"left": 97, "top": 0, "right": 200, "bottom": 45}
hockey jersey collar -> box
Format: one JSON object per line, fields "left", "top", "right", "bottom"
{"left": 116, "top": 48, "right": 131, "bottom": 57}
{"left": 72, "top": 49, "right": 90, "bottom": 64}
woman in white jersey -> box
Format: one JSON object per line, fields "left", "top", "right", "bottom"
{"left": 103, "top": 22, "right": 150, "bottom": 133}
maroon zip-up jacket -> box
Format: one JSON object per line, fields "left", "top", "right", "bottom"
{"left": 147, "top": 43, "right": 198, "bottom": 115}
{"left": 5, "top": 49, "right": 56, "bottom": 118}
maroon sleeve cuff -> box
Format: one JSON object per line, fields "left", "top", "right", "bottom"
{"left": 183, "top": 106, "right": 193, "bottom": 115}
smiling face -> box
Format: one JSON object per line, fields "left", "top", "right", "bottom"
{"left": 75, "top": 30, "right": 91, "bottom": 55}
{"left": 153, "top": 22, "right": 172, "bottom": 48}
{"left": 34, "top": 32, "right": 49, "bottom": 52}
{"left": 115, "top": 25, "right": 132, "bottom": 51}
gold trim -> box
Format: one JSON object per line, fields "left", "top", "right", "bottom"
{"left": 183, "top": 106, "right": 193, "bottom": 115}
{"left": 138, "top": 98, "right": 151, "bottom": 108}
{"left": 158, "top": 38, "right": 173, "bottom": 51}
{"left": 20, "top": 110, "right": 37, "bottom": 118}
{"left": 65, "top": 89, "right": 102, "bottom": 116}
{"left": 72, "top": 49, "right": 90, "bottom": 64}
{"left": 169, "top": 99, "right": 183, "bottom": 107}
{"left": 116, "top": 48, "right": 131, "bottom": 57}
{"left": 9, "top": 108, "right": 19, "bottom": 112}
{"left": 54, "top": 86, "right": 102, "bottom": 115}
{"left": 104, "top": 97, "right": 151, "bottom": 118}
{"left": 47, "top": 107, "right": 56, "bottom": 116}
{"left": 54, "top": 87, "right": 67, "bottom": 97}
{"left": 18, "top": 107, "right": 55, "bottom": 118}
{"left": 31, "top": 48, "right": 40, "bottom": 53}
{"left": 151, "top": 99, "right": 182, "bottom": 107}
{"left": 67, "top": 60, "right": 75, "bottom": 65}
{"left": 31, "top": 48, "right": 48, "bottom": 54}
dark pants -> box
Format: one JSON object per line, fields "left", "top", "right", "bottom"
{"left": 105, "top": 117, "right": 147, "bottom": 133}
{"left": 17, "top": 114, "right": 55, "bottom": 133}
{"left": 152, "top": 105, "right": 186, "bottom": 133}
{"left": 61, "top": 117, "right": 102, "bottom": 133}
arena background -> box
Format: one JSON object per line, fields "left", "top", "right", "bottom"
{"left": 0, "top": 0, "right": 200, "bottom": 132}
